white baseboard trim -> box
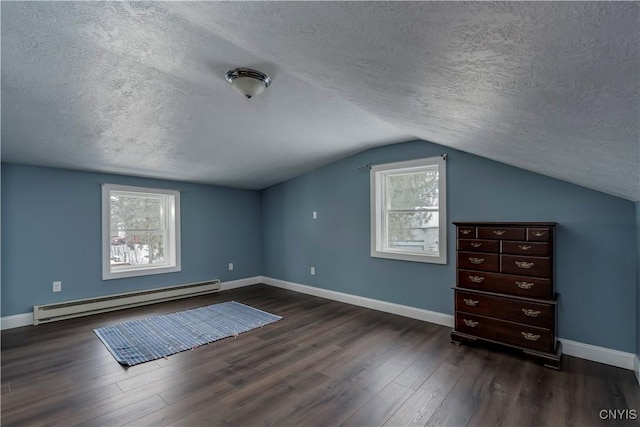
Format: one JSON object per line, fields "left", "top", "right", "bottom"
{"left": 261, "top": 276, "right": 454, "bottom": 328}
{"left": 634, "top": 354, "right": 640, "bottom": 386}
{"left": 1, "top": 277, "right": 262, "bottom": 331}
{"left": 1, "top": 313, "right": 33, "bottom": 330}
{"left": 261, "top": 276, "right": 636, "bottom": 371}
{"left": 559, "top": 338, "right": 635, "bottom": 371}
{"left": 220, "top": 276, "right": 262, "bottom": 291}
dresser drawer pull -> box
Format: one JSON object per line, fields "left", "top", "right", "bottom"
{"left": 470, "top": 242, "right": 483, "bottom": 248}
{"left": 463, "top": 298, "right": 479, "bottom": 307}
{"left": 521, "top": 332, "right": 541, "bottom": 341}
{"left": 533, "top": 231, "right": 546, "bottom": 237}
{"left": 515, "top": 261, "right": 534, "bottom": 269}
{"left": 460, "top": 229, "right": 472, "bottom": 235}
{"left": 493, "top": 230, "right": 506, "bottom": 236}
{"left": 515, "top": 281, "right": 534, "bottom": 289}
{"left": 469, "top": 275, "right": 485, "bottom": 283}
{"left": 522, "top": 309, "right": 541, "bottom": 317}
{"left": 463, "top": 319, "right": 478, "bottom": 327}
{"left": 469, "top": 257, "right": 484, "bottom": 265}
{"left": 518, "top": 245, "right": 532, "bottom": 250}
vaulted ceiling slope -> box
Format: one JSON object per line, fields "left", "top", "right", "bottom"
{"left": 2, "top": 2, "right": 638, "bottom": 201}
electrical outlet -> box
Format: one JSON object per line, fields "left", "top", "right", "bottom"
{"left": 52, "top": 281, "right": 62, "bottom": 292}
{"left": 312, "top": 211, "right": 317, "bottom": 219}
{"left": 228, "top": 263, "right": 234, "bottom": 271}
{"left": 310, "top": 267, "right": 315, "bottom": 275}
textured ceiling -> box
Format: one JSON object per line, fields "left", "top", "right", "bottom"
{"left": 2, "top": 2, "right": 639, "bottom": 200}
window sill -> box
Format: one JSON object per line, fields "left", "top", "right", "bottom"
{"left": 102, "top": 264, "right": 181, "bottom": 280}
{"left": 371, "top": 250, "right": 447, "bottom": 264}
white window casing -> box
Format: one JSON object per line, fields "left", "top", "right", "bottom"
{"left": 102, "top": 183, "right": 181, "bottom": 280}
{"left": 370, "top": 156, "right": 447, "bottom": 264}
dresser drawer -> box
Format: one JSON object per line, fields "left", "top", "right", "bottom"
{"left": 478, "top": 227, "right": 525, "bottom": 241}
{"left": 527, "top": 227, "right": 552, "bottom": 242}
{"left": 455, "top": 312, "right": 554, "bottom": 353}
{"left": 455, "top": 290, "right": 554, "bottom": 328}
{"left": 457, "top": 239, "right": 499, "bottom": 253}
{"left": 501, "top": 255, "right": 551, "bottom": 277}
{"left": 501, "top": 241, "right": 550, "bottom": 256}
{"left": 457, "top": 226, "right": 476, "bottom": 238}
{"left": 457, "top": 270, "right": 553, "bottom": 299}
{"left": 457, "top": 252, "right": 499, "bottom": 272}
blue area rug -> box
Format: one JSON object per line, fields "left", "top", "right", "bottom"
{"left": 94, "top": 301, "right": 282, "bottom": 366}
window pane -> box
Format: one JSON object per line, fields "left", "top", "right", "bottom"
{"left": 385, "top": 169, "right": 438, "bottom": 210}
{"left": 110, "top": 231, "right": 167, "bottom": 268}
{"left": 386, "top": 211, "right": 440, "bottom": 253}
{"left": 371, "top": 156, "right": 446, "bottom": 264}
{"left": 103, "top": 184, "right": 181, "bottom": 280}
{"left": 111, "top": 194, "right": 164, "bottom": 231}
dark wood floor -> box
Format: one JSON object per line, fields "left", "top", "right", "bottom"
{"left": 2, "top": 284, "right": 638, "bottom": 427}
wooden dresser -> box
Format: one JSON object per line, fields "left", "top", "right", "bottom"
{"left": 451, "top": 222, "right": 561, "bottom": 368}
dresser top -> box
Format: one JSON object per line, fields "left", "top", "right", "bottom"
{"left": 453, "top": 222, "right": 557, "bottom": 226}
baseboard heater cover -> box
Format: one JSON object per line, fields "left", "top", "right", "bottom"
{"left": 33, "top": 279, "right": 221, "bottom": 325}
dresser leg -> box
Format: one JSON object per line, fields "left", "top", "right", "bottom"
{"left": 450, "top": 330, "right": 477, "bottom": 346}
{"left": 524, "top": 341, "right": 562, "bottom": 370}
{"left": 544, "top": 341, "right": 563, "bottom": 370}
{"left": 543, "top": 360, "right": 561, "bottom": 370}
{"left": 450, "top": 330, "right": 462, "bottom": 345}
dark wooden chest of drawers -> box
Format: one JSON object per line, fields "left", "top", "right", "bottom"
{"left": 451, "top": 222, "right": 562, "bottom": 369}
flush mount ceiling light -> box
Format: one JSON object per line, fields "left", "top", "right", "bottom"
{"left": 224, "top": 68, "right": 272, "bottom": 99}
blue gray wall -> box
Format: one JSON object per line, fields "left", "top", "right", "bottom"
{"left": 261, "top": 140, "right": 638, "bottom": 353}
{"left": 1, "top": 163, "right": 262, "bottom": 316}
{"left": 2, "top": 147, "right": 638, "bottom": 355}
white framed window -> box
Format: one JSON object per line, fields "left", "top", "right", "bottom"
{"left": 102, "top": 184, "right": 181, "bottom": 280}
{"left": 370, "top": 156, "right": 447, "bottom": 264}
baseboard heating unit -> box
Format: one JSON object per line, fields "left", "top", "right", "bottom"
{"left": 33, "top": 279, "right": 221, "bottom": 325}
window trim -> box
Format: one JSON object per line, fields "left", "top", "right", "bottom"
{"left": 370, "top": 156, "right": 447, "bottom": 264}
{"left": 101, "top": 183, "right": 181, "bottom": 280}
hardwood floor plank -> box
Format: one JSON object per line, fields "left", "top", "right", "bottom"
{"left": 220, "top": 344, "right": 343, "bottom": 408}
{"left": 74, "top": 395, "right": 167, "bottom": 427}
{"left": 340, "top": 381, "right": 414, "bottom": 427}
{"left": 510, "top": 358, "right": 561, "bottom": 427}
{"left": 279, "top": 359, "right": 408, "bottom": 426}
{"left": 158, "top": 371, "right": 232, "bottom": 406}
{"left": 3, "top": 360, "right": 162, "bottom": 409}
{"left": 466, "top": 351, "right": 528, "bottom": 427}
{"left": 152, "top": 334, "right": 263, "bottom": 368}
{"left": 116, "top": 354, "right": 229, "bottom": 392}
{"left": 1, "top": 284, "right": 638, "bottom": 427}
{"left": 423, "top": 347, "right": 499, "bottom": 426}
{"left": 1, "top": 383, "right": 124, "bottom": 427}
{"left": 165, "top": 402, "right": 235, "bottom": 427}
{"left": 617, "top": 368, "right": 640, "bottom": 417}
{"left": 383, "top": 359, "right": 467, "bottom": 427}
{"left": 393, "top": 327, "right": 456, "bottom": 390}
{"left": 570, "top": 358, "right": 640, "bottom": 427}
{"left": 561, "top": 356, "right": 597, "bottom": 427}
{"left": 388, "top": 322, "right": 448, "bottom": 367}
{"left": 310, "top": 327, "right": 399, "bottom": 379}
{"left": 122, "top": 379, "right": 234, "bottom": 426}
{"left": 220, "top": 370, "right": 332, "bottom": 426}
